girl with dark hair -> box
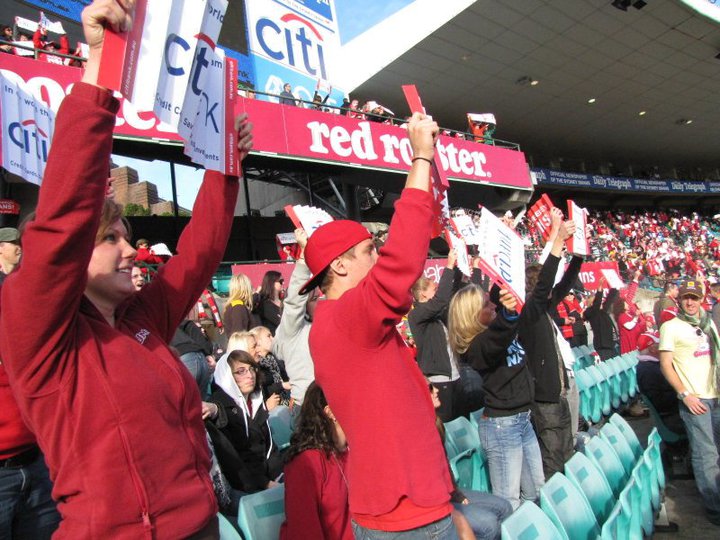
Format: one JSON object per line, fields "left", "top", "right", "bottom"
{"left": 204, "top": 350, "right": 283, "bottom": 497}
{"left": 256, "top": 270, "right": 284, "bottom": 335}
{"left": 280, "top": 383, "right": 352, "bottom": 540}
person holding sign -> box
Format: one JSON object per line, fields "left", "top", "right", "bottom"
{"left": 301, "top": 114, "right": 458, "bottom": 538}
{"left": 0, "top": 1, "right": 254, "bottom": 538}
{"left": 520, "top": 209, "right": 582, "bottom": 478}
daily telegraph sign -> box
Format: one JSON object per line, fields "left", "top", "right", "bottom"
{"left": 533, "top": 168, "right": 720, "bottom": 195}
{"left": 240, "top": 98, "right": 533, "bottom": 190}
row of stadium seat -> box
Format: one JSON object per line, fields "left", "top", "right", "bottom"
{"left": 501, "top": 414, "right": 665, "bottom": 540}
{"left": 575, "top": 350, "right": 639, "bottom": 423}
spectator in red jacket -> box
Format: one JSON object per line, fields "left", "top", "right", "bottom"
{"left": 32, "top": 26, "right": 69, "bottom": 64}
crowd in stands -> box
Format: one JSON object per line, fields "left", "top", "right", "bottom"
{"left": 2, "top": 3, "right": 719, "bottom": 539}
{"left": 0, "top": 16, "right": 86, "bottom": 66}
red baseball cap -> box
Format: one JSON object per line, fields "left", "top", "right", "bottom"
{"left": 299, "top": 220, "right": 372, "bottom": 295}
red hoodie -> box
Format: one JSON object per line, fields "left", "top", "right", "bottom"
{"left": 0, "top": 363, "right": 36, "bottom": 459}
{"left": 0, "top": 83, "right": 238, "bottom": 538}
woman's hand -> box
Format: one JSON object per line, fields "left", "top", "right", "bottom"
{"left": 265, "top": 393, "right": 280, "bottom": 411}
{"left": 498, "top": 289, "right": 518, "bottom": 314}
{"left": 201, "top": 401, "right": 219, "bottom": 420}
{"left": 282, "top": 381, "right": 292, "bottom": 391}
{"left": 235, "top": 113, "right": 254, "bottom": 162}
{"left": 407, "top": 112, "right": 438, "bottom": 161}
{"left": 447, "top": 248, "right": 458, "bottom": 269}
{"left": 80, "top": 0, "right": 134, "bottom": 86}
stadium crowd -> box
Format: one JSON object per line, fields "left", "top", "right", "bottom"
{"left": 2, "top": 2, "right": 719, "bottom": 539}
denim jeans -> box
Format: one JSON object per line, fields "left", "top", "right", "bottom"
{"left": 180, "top": 351, "right": 211, "bottom": 399}
{"left": 0, "top": 453, "right": 60, "bottom": 540}
{"left": 352, "top": 514, "right": 457, "bottom": 539}
{"left": 679, "top": 398, "right": 720, "bottom": 521}
{"left": 477, "top": 410, "right": 545, "bottom": 510}
{"left": 453, "top": 489, "right": 512, "bottom": 540}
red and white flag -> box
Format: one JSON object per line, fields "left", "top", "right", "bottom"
{"left": 567, "top": 199, "right": 589, "bottom": 257}
{"left": 527, "top": 194, "right": 555, "bottom": 242}
{"left": 475, "top": 207, "right": 526, "bottom": 308}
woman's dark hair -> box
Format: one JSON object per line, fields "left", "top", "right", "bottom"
{"left": 259, "top": 270, "right": 282, "bottom": 301}
{"left": 285, "top": 383, "right": 337, "bottom": 463}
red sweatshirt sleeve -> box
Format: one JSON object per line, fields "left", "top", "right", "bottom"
{"left": 1, "top": 83, "right": 119, "bottom": 385}
{"left": 337, "top": 188, "right": 433, "bottom": 347}
{"left": 126, "top": 170, "right": 239, "bottom": 342}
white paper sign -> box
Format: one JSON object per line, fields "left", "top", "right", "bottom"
{"left": 451, "top": 214, "right": 481, "bottom": 245}
{"left": 445, "top": 228, "right": 471, "bottom": 277}
{"left": 567, "top": 200, "right": 589, "bottom": 257}
{"left": 601, "top": 269, "right": 625, "bottom": 289}
{"left": 0, "top": 74, "right": 55, "bottom": 185}
{"left": 286, "top": 205, "right": 334, "bottom": 236}
{"left": 15, "top": 15, "right": 66, "bottom": 35}
{"left": 475, "top": 207, "right": 526, "bottom": 306}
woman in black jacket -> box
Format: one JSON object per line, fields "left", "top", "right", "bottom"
{"left": 204, "top": 350, "right": 283, "bottom": 499}
{"left": 448, "top": 284, "right": 541, "bottom": 510}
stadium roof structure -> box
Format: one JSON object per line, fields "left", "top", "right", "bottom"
{"left": 351, "top": 0, "right": 720, "bottom": 176}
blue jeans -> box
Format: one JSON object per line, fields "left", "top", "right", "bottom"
{"left": 179, "top": 351, "right": 211, "bottom": 399}
{"left": 0, "top": 453, "right": 60, "bottom": 540}
{"left": 352, "top": 515, "right": 458, "bottom": 539}
{"left": 679, "top": 398, "right": 720, "bottom": 521}
{"left": 477, "top": 411, "right": 545, "bottom": 510}
{"left": 453, "top": 490, "right": 512, "bottom": 540}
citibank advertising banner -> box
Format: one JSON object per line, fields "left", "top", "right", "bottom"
{"left": 245, "top": 0, "right": 345, "bottom": 107}
{"left": 533, "top": 168, "right": 720, "bottom": 195}
{"left": 240, "top": 97, "right": 533, "bottom": 189}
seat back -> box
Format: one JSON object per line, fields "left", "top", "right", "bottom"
{"left": 618, "top": 477, "right": 644, "bottom": 540}
{"left": 575, "top": 369, "right": 597, "bottom": 423}
{"left": 268, "top": 406, "right": 293, "bottom": 450}
{"left": 600, "top": 422, "right": 637, "bottom": 474}
{"left": 468, "top": 407, "right": 484, "bottom": 431}
{"left": 540, "top": 473, "right": 600, "bottom": 540}
{"left": 564, "top": 452, "right": 615, "bottom": 525}
{"left": 501, "top": 501, "right": 565, "bottom": 540}
{"left": 444, "top": 417, "right": 480, "bottom": 455}
{"left": 609, "top": 413, "right": 643, "bottom": 459}
{"left": 218, "top": 513, "right": 242, "bottom": 540}
{"left": 640, "top": 393, "right": 686, "bottom": 444}
{"left": 237, "top": 485, "right": 286, "bottom": 540}
{"left": 586, "top": 365, "right": 611, "bottom": 417}
{"left": 600, "top": 503, "right": 621, "bottom": 540}
{"left": 584, "top": 436, "right": 627, "bottom": 497}
{"left": 596, "top": 362, "right": 621, "bottom": 409}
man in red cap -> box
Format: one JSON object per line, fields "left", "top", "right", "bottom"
{"left": 659, "top": 278, "right": 720, "bottom": 525}
{"left": 301, "top": 113, "right": 456, "bottom": 538}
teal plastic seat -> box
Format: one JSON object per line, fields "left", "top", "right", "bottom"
{"left": 540, "top": 473, "right": 600, "bottom": 540}
{"left": 600, "top": 503, "right": 621, "bottom": 540}
{"left": 468, "top": 407, "right": 484, "bottom": 431}
{"left": 584, "top": 436, "right": 628, "bottom": 497}
{"left": 218, "top": 513, "right": 242, "bottom": 540}
{"left": 237, "top": 485, "right": 285, "bottom": 540}
{"left": 609, "top": 413, "right": 643, "bottom": 460}
{"left": 646, "top": 429, "right": 666, "bottom": 490}
{"left": 640, "top": 393, "right": 687, "bottom": 446}
{"left": 607, "top": 357, "right": 630, "bottom": 403}
{"left": 449, "top": 447, "right": 491, "bottom": 492}
{"left": 618, "top": 477, "right": 643, "bottom": 540}
{"left": 501, "top": 501, "right": 565, "bottom": 540}
{"left": 624, "top": 353, "right": 638, "bottom": 397}
{"left": 575, "top": 369, "right": 599, "bottom": 423}
{"left": 631, "top": 464, "right": 654, "bottom": 536}
{"left": 600, "top": 423, "right": 637, "bottom": 475}
{"left": 444, "top": 417, "right": 481, "bottom": 456}
{"left": 586, "top": 365, "right": 611, "bottom": 417}
{"left": 268, "top": 405, "right": 293, "bottom": 450}
{"left": 565, "top": 452, "right": 615, "bottom": 525}
{"left": 596, "top": 362, "right": 621, "bottom": 409}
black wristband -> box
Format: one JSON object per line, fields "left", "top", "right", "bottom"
{"left": 412, "top": 156, "right": 433, "bottom": 165}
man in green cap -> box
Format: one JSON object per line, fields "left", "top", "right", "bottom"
{"left": 0, "top": 228, "right": 21, "bottom": 284}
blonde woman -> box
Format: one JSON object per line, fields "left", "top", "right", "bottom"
{"left": 223, "top": 273, "right": 256, "bottom": 335}
{"left": 448, "top": 285, "right": 544, "bottom": 510}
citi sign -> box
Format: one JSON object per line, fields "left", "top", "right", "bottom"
{"left": 8, "top": 119, "right": 49, "bottom": 162}
{"left": 255, "top": 13, "right": 328, "bottom": 79}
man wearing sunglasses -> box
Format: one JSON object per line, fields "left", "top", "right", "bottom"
{"left": 659, "top": 279, "right": 720, "bottom": 526}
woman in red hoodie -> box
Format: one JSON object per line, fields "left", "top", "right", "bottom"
{"left": 0, "top": 1, "right": 253, "bottom": 538}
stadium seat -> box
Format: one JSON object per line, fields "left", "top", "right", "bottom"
{"left": 500, "top": 501, "right": 565, "bottom": 540}
{"left": 586, "top": 365, "right": 611, "bottom": 417}
{"left": 449, "top": 447, "right": 491, "bottom": 492}
{"left": 218, "top": 513, "right": 242, "bottom": 540}
{"left": 600, "top": 423, "right": 637, "bottom": 475}
{"left": 618, "top": 476, "right": 643, "bottom": 540}
{"left": 631, "top": 464, "right": 654, "bottom": 536}
{"left": 607, "top": 357, "right": 630, "bottom": 403}
{"left": 646, "top": 429, "right": 666, "bottom": 490}
{"left": 584, "top": 436, "right": 628, "bottom": 497}
{"left": 468, "top": 407, "right": 484, "bottom": 431}
{"left": 539, "top": 473, "right": 600, "bottom": 540}
{"left": 640, "top": 393, "right": 686, "bottom": 446}
{"left": 268, "top": 405, "right": 293, "bottom": 450}
{"left": 575, "top": 369, "right": 599, "bottom": 423}
{"left": 608, "top": 413, "right": 643, "bottom": 460}
{"left": 237, "top": 485, "right": 285, "bottom": 540}
{"left": 600, "top": 503, "right": 621, "bottom": 540}
{"left": 564, "top": 452, "right": 615, "bottom": 525}
{"left": 444, "top": 417, "right": 481, "bottom": 457}
{"left": 596, "top": 361, "right": 621, "bottom": 409}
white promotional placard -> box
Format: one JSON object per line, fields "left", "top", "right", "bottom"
{"left": 444, "top": 227, "right": 471, "bottom": 277}
{"left": 0, "top": 74, "right": 55, "bottom": 185}
{"left": 567, "top": 199, "right": 590, "bottom": 257}
{"left": 450, "top": 213, "right": 481, "bottom": 245}
{"left": 475, "top": 207, "right": 526, "bottom": 307}
{"left": 284, "top": 204, "right": 334, "bottom": 236}
{"left": 15, "top": 15, "right": 66, "bottom": 35}
{"left": 600, "top": 268, "right": 625, "bottom": 289}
